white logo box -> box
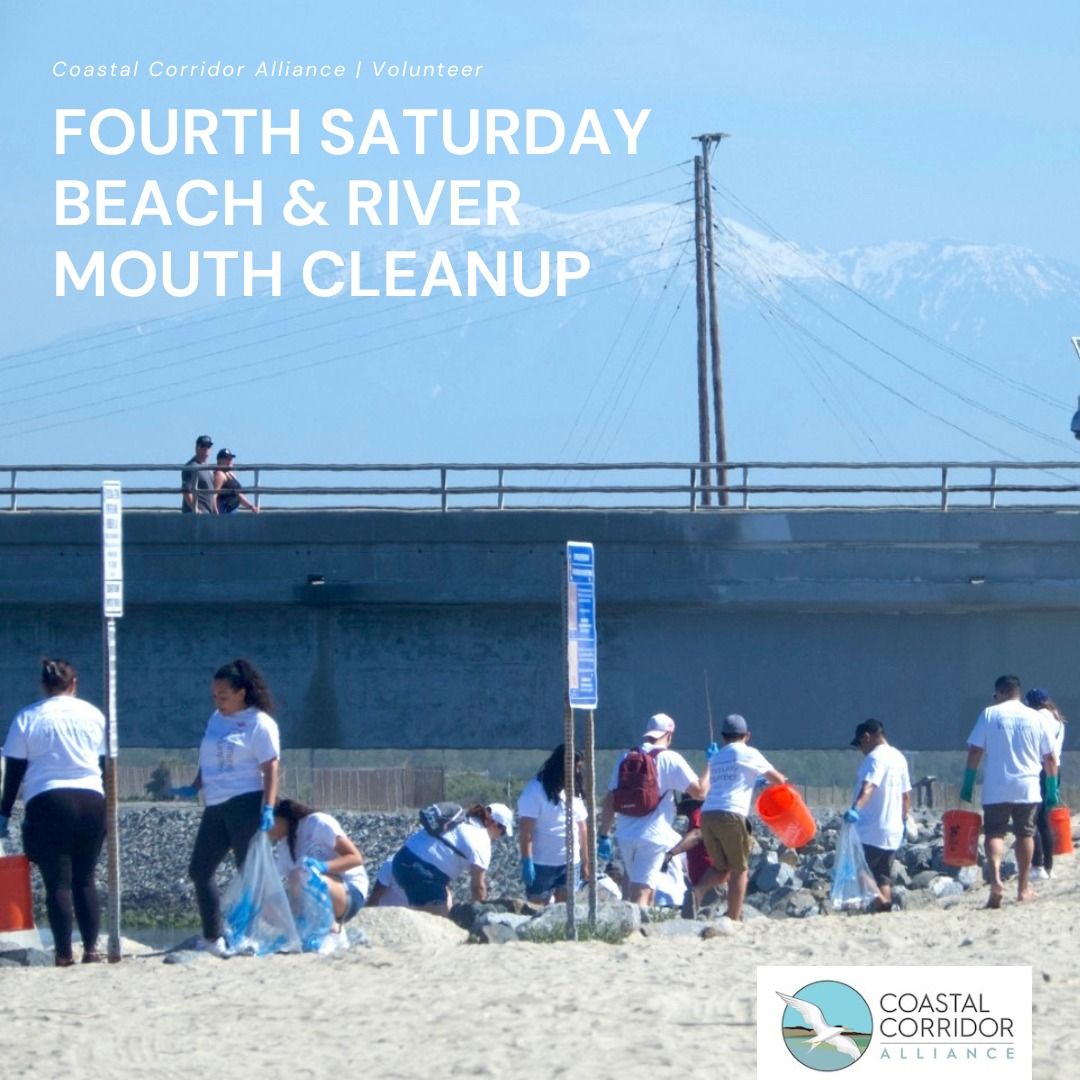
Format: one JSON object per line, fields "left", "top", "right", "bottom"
{"left": 757, "top": 965, "right": 1031, "bottom": 1079}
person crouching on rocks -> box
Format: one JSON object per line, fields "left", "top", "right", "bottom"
{"left": 269, "top": 799, "right": 368, "bottom": 931}
{"left": 389, "top": 803, "right": 513, "bottom": 916}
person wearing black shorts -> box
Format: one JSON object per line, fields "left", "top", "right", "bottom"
{"left": 0, "top": 659, "right": 108, "bottom": 966}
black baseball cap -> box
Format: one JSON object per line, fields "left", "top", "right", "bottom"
{"left": 850, "top": 718, "right": 885, "bottom": 746}
{"left": 216, "top": 448, "right": 235, "bottom": 460}
{"left": 196, "top": 435, "right": 213, "bottom": 447}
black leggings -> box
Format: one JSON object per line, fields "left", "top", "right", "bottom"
{"left": 1034, "top": 771, "right": 1054, "bottom": 872}
{"left": 188, "top": 791, "right": 262, "bottom": 940}
{"left": 22, "top": 789, "right": 106, "bottom": 961}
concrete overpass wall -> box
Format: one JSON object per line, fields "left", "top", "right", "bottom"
{"left": 1, "top": 509, "right": 1078, "bottom": 750}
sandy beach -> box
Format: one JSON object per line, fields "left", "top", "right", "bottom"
{"left": 1, "top": 852, "right": 1076, "bottom": 1080}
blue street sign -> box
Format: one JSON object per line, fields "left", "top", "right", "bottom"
{"left": 566, "top": 541, "right": 597, "bottom": 709}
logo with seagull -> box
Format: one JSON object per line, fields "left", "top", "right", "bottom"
{"left": 777, "top": 981, "right": 872, "bottom": 1071}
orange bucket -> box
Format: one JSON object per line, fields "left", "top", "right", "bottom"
{"left": 0, "top": 854, "right": 34, "bottom": 932}
{"left": 1048, "top": 806, "right": 1073, "bottom": 857}
{"left": 942, "top": 809, "right": 981, "bottom": 867}
{"left": 755, "top": 783, "right": 816, "bottom": 848}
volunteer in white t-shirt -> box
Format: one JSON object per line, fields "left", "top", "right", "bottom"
{"left": 962, "top": 674, "right": 1057, "bottom": 909}
{"left": 517, "top": 744, "right": 590, "bottom": 903}
{"left": 843, "top": 718, "right": 912, "bottom": 912}
{"left": 598, "top": 713, "right": 708, "bottom": 908}
{"left": 176, "top": 659, "right": 281, "bottom": 956}
{"left": 270, "top": 799, "right": 369, "bottom": 928}
{"left": 697, "top": 713, "right": 787, "bottom": 922}
{"left": 0, "top": 659, "right": 107, "bottom": 967}
{"left": 389, "top": 803, "right": 514, "bottom": 916}
{"left": 1024, "top": 687, "right": 1067, "bottom": 881}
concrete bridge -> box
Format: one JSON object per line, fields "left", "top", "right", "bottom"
{"left": 1, "top": 507, "right": 1078, "bottom": 750}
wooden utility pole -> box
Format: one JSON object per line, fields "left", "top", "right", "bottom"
{"left": 693, "top": 155, "right": 711, "bottom": 505}
{"left": 695, "top": 132, "right": 730, "bottom": 505}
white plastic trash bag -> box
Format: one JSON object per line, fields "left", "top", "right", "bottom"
{"left": 292, "top": 866, "right": 336, "bottom": 953}
{"left": 830, "top": 821, "right": 883, "bottom": 912}
{"left": 223, "top": 833, "right": 302, "bottom": 955}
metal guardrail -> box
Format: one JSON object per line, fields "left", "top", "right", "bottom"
{"left": 3, "top": 460, "right": 1080, "bottom": 511}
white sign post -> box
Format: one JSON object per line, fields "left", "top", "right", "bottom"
{"left": 565, "top": 541, "right": 598, "bottom": 934}
{"left": 101, "top": 481, "right": 123, "bottom": 962}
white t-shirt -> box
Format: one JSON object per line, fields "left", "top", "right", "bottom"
{"left": 702, "top": 741, "right": 775, "bottom": 817}
{"left": 198, "top": 707, "right": 280, "bottom": 807}
{"left": 404, "top": 818, "right": 491, "bottom": 879}
{"left": 273, "top": 811, "right": 367, "bottom": 886}
{"left": 967, "top": 699, "right": 1053, "bottom": 805}
{"left": 852, "top": 744, "right": 912, "bottom": 851}
{"left": 3, "top": 695, "right": 107, "bottom": 803}
{"left": 607, "top": 745, "right": 699, "bottom": 849}
{"left": 516, "top": 777, "right": 588, "bottom": 866}
{"left": 1039, "top": 708, "right": 1066, "bottom": 764}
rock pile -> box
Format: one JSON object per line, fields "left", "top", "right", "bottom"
{"left": 1, "top": 804, "right": 988, "bottom": 933}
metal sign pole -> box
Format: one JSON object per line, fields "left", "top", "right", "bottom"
{"left": 101, "top": 481, "right": 124, "bottom": 963}
{"left": 565, "top": 541, "right": 598, "bottom": 937}
{"left": 584, "top": 708, "right": 597, "bottom": 927}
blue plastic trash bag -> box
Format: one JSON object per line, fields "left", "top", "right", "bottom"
{"left": 292, "top": 866, "right": 336, "bottom": 953}
{"left": 830, "top": 821, "right": 883, "bottom": 912}
{"left": 222, "top": 833, "right": 302, "bottom": 955}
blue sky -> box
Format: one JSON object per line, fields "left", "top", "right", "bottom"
{"left": 2, "top": 2, "right": 1079, "bottom": 468}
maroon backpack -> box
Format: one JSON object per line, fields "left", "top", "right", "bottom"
{"left": 612, "top": 747, "right": 664, "bottom": 816}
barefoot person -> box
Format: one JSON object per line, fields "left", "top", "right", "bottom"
{"left": 0, "top": 659, "right": 107, "bottom": 966}
{"left": 961, "top": 674, "right": 1058, "bottom": 908}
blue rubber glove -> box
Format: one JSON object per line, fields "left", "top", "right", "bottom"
{"left": 706, "top": 741, "right": 721, "bottom": 760}
{"left": 170, "top": 785, "right": 198, "bottom": 800}
{"left": 260, "top": 804, "right": 275, "bottom": 832}
{"left": 0, "top": 813, "right": 9, "bottom": 839}
{"left": 303, "top": 856, "right": 328, "bottom": 875}
{"left": 843, "top": 807, "right": 860, "bottom": 824}
{"left": 520, "top": 855, "right": 536, "bottom": 890}
{"left": 959, "top": 767, "right": 977, "bottom": 804}
{"left": 597, "top": 835, "right": 613, "bottom": 863}
{"left": 1044, "top": 775, "right": 1061, "bottom": 809}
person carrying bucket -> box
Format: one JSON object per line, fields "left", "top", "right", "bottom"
{"left": 1024, "top": 688, "right": 1067, "bottom": 881}
{"left": 696, "top": 713, "right": 788, "bottom": 923}
{"left": 843, "top": 718, "right": 912, "bottom": 913}
{"left": 961, "top": 674, "right": 1059, "bottom": 909}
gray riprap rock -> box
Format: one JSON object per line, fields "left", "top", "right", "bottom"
{"left": 753, "top": 858, "right": 799, "bottom": 893}
{"left": 928, "top": 876, "right": 964, "bottom": 899}
{"left": 784, "top": 889, "right": 820, "bottom": 918}
{"left": 517, "top": 901, "right": 641, "bottom": 941}
{"left": 478, "top": 923, "right": 518, "bottom": 945}
{"left": 640, "top": 919, "right": 705, "bottom": 940}
{"left": 0, "top": 948, "right": 52, "bottom": 967}
{"left": 477, "top": 912, "right": 533, "bottom": 932}
{"left": 953, "top": 866, "right": 981, "bottom": 890}
{"left": 891, "top": 863, "right": 911, "bottom": 887}
{"left": 904, "top": 844, "right": 935, "bottom": 874}
{"left": 909, "top": 869, "right": 940, "bottom": 890}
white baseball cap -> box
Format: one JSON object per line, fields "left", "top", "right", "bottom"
{"left": 487, "top": 802, "right": 514, "bottom": 837}
{"left": 643, "top": 712, "right": 676, "bottom": 739}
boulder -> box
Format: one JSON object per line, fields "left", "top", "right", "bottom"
{"left": 640, "top": 919, "right": 706, "bottom": 940}
{"left": 753, "top": 859, "right": 799, "bottom": 893}
{"left": 0, "top": 947, "right": 52, "bottom": 967}
{"left": 903, "top": 844, "right": 935, "bottom": 874}
{"left": 517, "top": 901, "right": 641, "bottom": 941}
{"left": 784, "top": 889, "right": 820, "bottom": 918}
{"left": 909, "top": 869, "right": 940, "bottom": 890}
{"left": 477, "top": 923, "right": 518, "bottom": 945}
{"left": 928, "top": 876, "right": 964, "bottom": 899}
